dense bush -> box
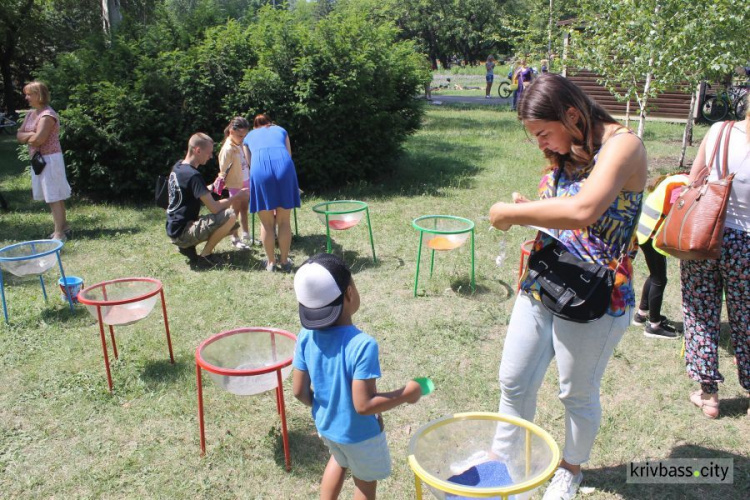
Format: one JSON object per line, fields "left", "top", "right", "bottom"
{"left": 39, "top": 5, "right": 428, "bottom": 199}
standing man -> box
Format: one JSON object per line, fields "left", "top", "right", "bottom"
{"left": 166, "top": 133, "right": 249, "bottom": 268}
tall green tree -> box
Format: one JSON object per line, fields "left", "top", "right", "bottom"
{"left": 387, "top": 0, "right": 512, "bottom": 68}
{"left": 0, "top": 0, "right": 103, "bottom": 113}
{"left": 501, "top": 0, "right": 578, "bottom": 66}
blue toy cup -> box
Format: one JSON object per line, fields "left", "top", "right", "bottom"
{"left": 58, "top": 276, "right": 84, "bottom": 304}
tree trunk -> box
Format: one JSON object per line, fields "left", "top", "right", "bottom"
{"left": 0, "top": 0, "right": 34, "bottom": 113}
{"left": 101, "top": 0, "right": 122, "bottom": 34}
{"left": 638, "top": 4, "right": 659, "bottom": 139}
{"left": 1, "top": 39, "right": 15, "bottom": 114}
{"left": 637, "top": 70, "right": 652, "bottom": 138}
{"left": 679, "top": 91, "right": 697, "bottom": 168}
{"left": 624, "top": 99, "right": 630, "bottom": 129}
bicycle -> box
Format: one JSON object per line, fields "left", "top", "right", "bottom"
{"left": 0, "top": 111, "right": 18, "bottom": 135}
{"left": 496, "top": 78, "right": 517, "bottom": 98}
{"left": 700, "top": 83, "right": 748, "bottom": 123}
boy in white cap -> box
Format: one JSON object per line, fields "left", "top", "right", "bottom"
{"left": 292, "top": 253, "right": 422, "bottom": 499}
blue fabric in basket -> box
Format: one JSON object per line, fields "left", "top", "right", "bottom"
{"left": 446, "top": 461, "right": 513, "bottom": 500}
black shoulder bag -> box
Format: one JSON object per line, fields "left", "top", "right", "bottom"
{"left": 155, "top": 174, "right": 169, "bottom": 209}
{"left": 31, "top": 151, "right": 47, "bottom": 175}
{"left": 526, "top": 168, "right": 641, "bottom": 323}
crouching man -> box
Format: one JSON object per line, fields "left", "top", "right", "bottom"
{"left": 166, "top": 132, "right": 249, "bottom": 268}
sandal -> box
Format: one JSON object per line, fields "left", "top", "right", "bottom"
{"left": 690, "top": 391, "right": 719, "bottom": 419}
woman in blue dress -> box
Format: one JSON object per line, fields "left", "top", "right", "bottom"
{"left": 243, "top": 114, "right": 301, "bottom": 272}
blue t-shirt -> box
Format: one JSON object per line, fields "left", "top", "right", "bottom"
{"left": 293, "top": 324, "right": 382, "bottom": 444}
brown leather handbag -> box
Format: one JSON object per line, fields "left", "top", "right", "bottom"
{"left": 654, "top": 121, "right": 735, "bottom": 260}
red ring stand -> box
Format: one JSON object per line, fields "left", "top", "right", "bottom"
{"left": 195, "top": 327, "right": 296, "bottom": 471}
{"left": 78, "top": 277, "right": 174, "bottom": 392}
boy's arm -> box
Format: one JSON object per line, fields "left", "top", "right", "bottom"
{"left": 292, "top": 369, "right": 314, "bottom": 407}
{"left": 351, "top": 378, "right": 421, "bottom": 416}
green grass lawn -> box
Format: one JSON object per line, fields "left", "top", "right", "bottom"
{"left": 1, "top": 108, "right": 747, "bottom": 499}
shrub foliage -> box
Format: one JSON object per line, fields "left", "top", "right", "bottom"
{"left": 39, "top": 6, "right": 428, "bottom": 199}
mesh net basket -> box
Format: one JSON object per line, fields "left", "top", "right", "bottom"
{"left": 79, "top": 279, "right": 161, "bottom": 326}
{"left": 199, "top": 329, "right": 296, "bottom": 396}
{"left": 0, "top": 240, "right": 61, "bottom": 277}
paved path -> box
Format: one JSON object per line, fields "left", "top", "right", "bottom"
{"left": 428, "top": 95, "right": 512, "bottom": 106}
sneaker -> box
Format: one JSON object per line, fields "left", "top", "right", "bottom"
{"left": 450, "top": 450, "right": 490, "bottom": 475}
{"left": 232, "top": 238, "right": 250, "bottom": 250}
{"left": 632, "top": 311, "right": 648, "bottom": 326}
{"left": 542, "top": 467, "right": 583, "bottom": 500}
{"left": 279, "top": 259, "right": 294, "bottom": 273}
{"left": 242, "top": 234, "right": 261, "bottom": 246}
{"left": 644, "top": 320, "right": 681, "bottom": 340}
{"left": 261, "top": 260, "right": 276, "bottom": 272}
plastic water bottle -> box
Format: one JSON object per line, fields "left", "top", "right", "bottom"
{"left": 495, "top": 240, "right": 507, "bottom": 267}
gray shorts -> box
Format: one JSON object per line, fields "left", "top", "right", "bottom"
{"left": 171, "top": 208, "right": 237, "bottom": 248}
{"left": 321, "top": 432, "right": 391, "bottom": 482}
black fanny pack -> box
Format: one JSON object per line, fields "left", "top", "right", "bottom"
{"left": 527, "top": 242, "right": 614, "bottom": 323}
{"left": 525, "top": 166, "right": 641, "bottom": 323}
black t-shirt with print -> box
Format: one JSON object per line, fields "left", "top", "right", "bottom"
{"left": 165, "top": 161, "right": 209, "bottom": 238}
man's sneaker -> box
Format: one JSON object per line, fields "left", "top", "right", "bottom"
{"left": 178, "top": 245, "right": 199, "bottom": 260}
{"left": 449, "top": 450, "right": 490, "bottom": 475}
{"left": 632, "top": 311, "right": 648, "bottom": 326}
{"left": 542, "top": 467, "right": 583, "bottom": 500}
{"left": 232, "top": 238, "right": 250, "bottom": 250}
{"left": 644, "top": 319, "right": 681, "bottom": 340}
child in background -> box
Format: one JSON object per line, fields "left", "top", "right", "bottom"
{"left": 292, "top": 253, "right": 422, "bottom": 500}
{"left": 633, "top": 172, "right": 689, "bottom": 339}
{"left": 485, "top": 55, "right": 496, "bottom": 98}
{"left": 218, "top": 116, "right": 252, "bottom": 249}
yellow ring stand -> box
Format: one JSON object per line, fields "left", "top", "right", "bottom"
{"left": 408, "top": 412, "right": 560, "bottom": 499}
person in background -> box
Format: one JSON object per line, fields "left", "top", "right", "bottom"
{"left": 513, "top": 59, "right": 535, "bottom": 112}
{"left": 16, "top": 81, "right": 71, "bottom": 241}
{"left": 166, "top": 133, "right": 249, "bottom": 268}
{"left": 243, "top": 114, "right": 301, "bottom": 272}
{"left": 292, "top": 253, "right": 422, "bottom": 500}
{"left": 540, "top": 59, "right": 549, "bottom": 74}
{"left": 508, "top": 60, "right": 519, "bottom": 111}
{"left": 489, "top": 74, "right": 646, "bottom": 499}
{"left": 682, "top": 109, "right": 750, "bottom": 419}
{"left": 218, "top": 116, "right": 252, "bottom": 250}
{"left": 633, "top": 172, "right": 689, "bottom": 339}
{"left": 485, "top": 55, "right": 496, "bottom": 99}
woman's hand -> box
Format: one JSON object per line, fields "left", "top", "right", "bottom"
{"left": 512, "top": 192, "right": 530, "bottom": 203}
{"left": 489, "top": 202, "right": 513, "bottom": 231}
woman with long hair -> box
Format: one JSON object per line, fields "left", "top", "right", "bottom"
{"left": 488, "top": 74, "right": 646, "bottom": 499}
{"left": 218, "top": 116, "right": 251, "bottom": 249}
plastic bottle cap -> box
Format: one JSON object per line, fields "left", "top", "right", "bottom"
{"left": 414, "top": 377, "right": 435, "bottom": 396}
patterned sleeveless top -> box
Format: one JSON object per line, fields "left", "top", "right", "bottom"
{"left": 22, "top": 106, "right": 61, "bottom": 156}
{"left": 519, "top": 134, "right": 643, "bottom": 317}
